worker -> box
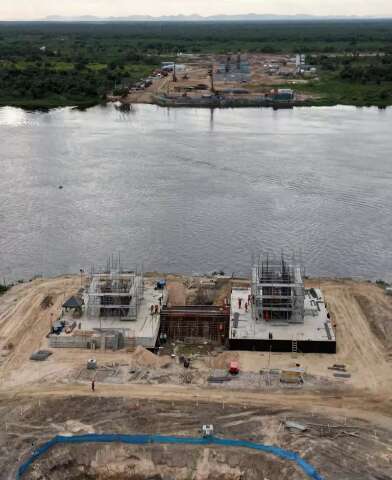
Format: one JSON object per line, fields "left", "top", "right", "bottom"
{"left": 238, "top": 298, "right": 242, "bottom": 308}
{"left": 159, "top": 296, "right": 162, "bottom": 306}
{"left": 150, "top": 305, "right": 154, "bottom": 315}
{"left": 248, "top": 294, "right": 251, "bottom": 303}
{"left": 155, "top": 304, "right": 159, "bottom": 314}
{"left": 245, "top": 302, "right": 248, "bottom": 312}
{"left": 91, "top": 379, "right": 95, "bottom": 392}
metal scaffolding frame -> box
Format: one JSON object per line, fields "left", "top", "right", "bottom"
{"left": 86, "top": 268, "right": 144, "bottom": 321}
{"left": 252, "top": 252, "right": 305, "bottom": 324}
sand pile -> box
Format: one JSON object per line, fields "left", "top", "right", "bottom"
{"left": 211, "top": 351, "right": 239, "bottom": 369}
{"left": 132, "top": 346, "right": 171, "bottom": 368}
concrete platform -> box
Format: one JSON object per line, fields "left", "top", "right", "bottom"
{"left": 229, "top": 287, "right": 336, "bottom": 353}
{"left": 78, "top": 284, "right": 163, "bottom": 348}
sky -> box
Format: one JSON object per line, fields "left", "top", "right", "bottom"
{"left": 1, "top": 0, "right": 392, "bottom": 20}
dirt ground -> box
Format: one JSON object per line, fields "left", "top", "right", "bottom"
{"left": 2, "top": 395, "right": 392, "bottom": 480}
{"left": 0, "top": 275, "right": 392, "bottom": 479}
{"left": 166, "top": 274, "right": 231, "bottom": 306}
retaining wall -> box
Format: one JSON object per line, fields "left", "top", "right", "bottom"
{"left": 48, "top": 334, "right": 120, "bottom": 350}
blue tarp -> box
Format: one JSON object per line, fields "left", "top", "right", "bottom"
{"left": 16, "top": 433, "right": 324, "bottom": 480}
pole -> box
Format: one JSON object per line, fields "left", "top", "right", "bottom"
{"left": 267, "top": 345, "right": 272, "bottom": 386}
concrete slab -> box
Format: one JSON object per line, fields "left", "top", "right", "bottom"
{"left": 230, "top": 287, "right": 335, "bottom": 343}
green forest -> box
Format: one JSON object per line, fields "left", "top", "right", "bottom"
{"left": 2, "top": 20, "right": 392, "bottom": 107}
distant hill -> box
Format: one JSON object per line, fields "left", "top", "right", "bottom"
{"left": 42, "top": 14, "right": 380, "bottom": 22}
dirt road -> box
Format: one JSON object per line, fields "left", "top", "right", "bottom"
{"left": 3, "top": 381, "right": 391, "bottom": 430}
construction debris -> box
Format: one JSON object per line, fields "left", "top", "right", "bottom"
{"left": 40, "top": 295, "right": 54, "bottom": 309}
{"left": 328, "top": 364, "right": 347, "bottom": 372}
{"left": 208, "top": 375, "right": 232, "bottom": 383}
{"left": 30, "top": 350, "right": 52, "bottom": 361}
{"left": 179, "top": 371, "right": 193, "bottom": 384}
{"left": 333, "top": 372, "right": 351, "bottom": 378}
{"left": 280, "top": 368, "right": 304, "bottom": 384}
{"left": 285, "top": 421, "right": 308, "bottom": 432}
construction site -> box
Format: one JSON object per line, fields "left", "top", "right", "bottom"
{"left": 43, "top": 254, "right": 335, "bottom": 355}
{"left": 230, "top": 254, "right": 336, "bottom": 353}
{"left": 47, "top": 264, "right": 166, "bottom": 351}
{"left": 0, "top": 262, "right": 392, "bottom": 479}
{"left": 116, "top": 52, "right": 316, "bottom": 108}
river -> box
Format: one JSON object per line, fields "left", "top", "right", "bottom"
{"left": 0, "top": 104, "right": 391, "bottom": 282}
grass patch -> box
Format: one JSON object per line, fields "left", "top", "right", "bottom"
{"left": 0, "top": 95, "right": 101, "bottom": 109}
{"left": 52, "top": 62, "right": 74, "bottom": 72}
{"left": 87, "top": 63, "right": 107, "bottom": 71}
{"left": 0, "top": 284, "right": 10, "bottom": 296}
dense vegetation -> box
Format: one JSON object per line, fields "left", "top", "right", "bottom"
{"left": 0, "top": 22, "right": 164, "bottom": 107}
{"left": 0, "top": 284, "right": 10, "bottom": 295}
{"left": 296, "top": 53, "right": 392, "bottom": 106}
{"left": 1, "top": 20, "right": 392, "bottom": 107}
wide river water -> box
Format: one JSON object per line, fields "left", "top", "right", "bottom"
{"left": 0, "top": 104, "right": 391, "bottom": 282}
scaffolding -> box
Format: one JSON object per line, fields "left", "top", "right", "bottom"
{"left": 251, "top": 253, "right": 304, "bottom": 324}
{"left": 86, "top": 270, "right": 144, "bottom": 321}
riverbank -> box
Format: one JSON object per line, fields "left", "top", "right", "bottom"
{"left": 151, "top": 94, "right": 389, "bottom": 109}
{"left": 3, "top": 90, "right": 392, "bottom": 110}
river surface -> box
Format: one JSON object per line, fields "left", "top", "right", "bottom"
{"left": 0, "top": 104, "right": 391, "bottom": 282}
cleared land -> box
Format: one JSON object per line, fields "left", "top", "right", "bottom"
{"left": 0, "top": 275, "right": 392, "bottom": 479}
{"left": 121, "top": 53, "right": 314, "bottom": 107}
{"left": 3, "top": 396, "right": 392, "bottom": 480}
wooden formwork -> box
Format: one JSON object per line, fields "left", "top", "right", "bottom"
{"left": 159, "top": 306, "right": 229, "bottom": 344}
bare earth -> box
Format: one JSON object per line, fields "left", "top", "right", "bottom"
{"left": 1, "top": 275, "right": 392, "bottom": 479}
